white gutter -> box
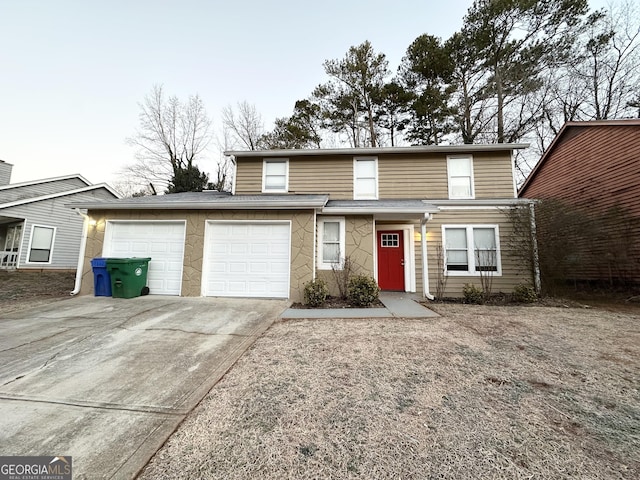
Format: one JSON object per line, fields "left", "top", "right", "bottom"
{"left": 421, "top": 213, "right": 434, "bottom": 301}
{"left": 321, "top": 207, "right": 436, "bottom": 215}
{"left": 67, "top": 199, "right": 329, "bottom": 210}
{"left": 225, "top": 143, "right": 529, "bottom": 158}
{"left": 71, "top": 209, "right": 89, "bottom": 295}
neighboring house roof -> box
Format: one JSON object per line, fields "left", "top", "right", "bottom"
{"left": 0, "top": 173, "right": 92, "bottom": 191}
{"left": 68, "top": 192, "right": 331, "bottom": 210}
{"left": 519, "top": 119, "right": 640, "bottom": 195}
{"left": 225, "top": 143, "right": 529, "bottom": 158}
{"left": 0, "top": 183, "right": 119, "bottom": 210}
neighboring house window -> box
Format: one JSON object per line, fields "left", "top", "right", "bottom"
{"left": 262, "top": 159, "right": 289, "bottom": 192}
{"left": 27, "top": 225, "right": 56, "bottom": 263}
{"left": 442, "top": 225, "right": 500, "bottom": 275}
{"left": 317, "top": 217, "right": 346, "bottom": 270}
{"left": 353, "top": 157, "right": 378, "bottom": 199}
{"left": 447, "top": 155, "right": 474, "bottom": 199}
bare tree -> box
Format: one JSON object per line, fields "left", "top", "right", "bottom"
{"left": 222, "top": 101, "right": 264, "bottom": 150}
{"left": 536, "top": 1, "right": 640, "bottom": 144}
{"left": 434, "top": 243, "right": 449, "bottom": 301}
{"left": 580, "top": 1, "right": 640, "bottom": 120}
{"left": 209, "top": 156, "right": 233, "bottom": 192}
{"left": 125, "top": 85, "right": 212, "bottom": 191}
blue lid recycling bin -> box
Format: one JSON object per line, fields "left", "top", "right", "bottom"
{"left": 90, "top": 257, "right": 112, "bottom": 296}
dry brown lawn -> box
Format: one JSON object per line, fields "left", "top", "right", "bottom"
{"left": 138, "top": 303, "right": 640, "bottom": 479}
{"left": 0, "top": 270, "right": 76, "bottom": 314}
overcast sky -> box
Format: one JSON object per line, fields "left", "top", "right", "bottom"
{"left": 1, "top": 0, "right": 607, "bottom": 186}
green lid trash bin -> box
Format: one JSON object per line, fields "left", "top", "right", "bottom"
{"left": 105, "top": 258, "right": 151, "bottom": 299}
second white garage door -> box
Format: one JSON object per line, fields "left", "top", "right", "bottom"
{"left": 203, "top": 221, "right": 290, "bottom": 298}
{"left": 103, "top": 221, "right": 186, "bottom": 296}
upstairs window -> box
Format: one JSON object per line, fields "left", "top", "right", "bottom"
{"left": 447, "top": 155, "right": 474, "bottom": 199}
{"left": 443, "top": 225, "right": 500, "bottom": 275}
{"left": 353, "top": 157, "right": 378, "bottom": 199}
{"left": 317, "top": 217, "right": 345, "bottom": 270}
{"left": 27, "top": 225, "right": 55, "bottom": 263}
{"left": 262, "top": 159, "right": 289, "bottom": 193}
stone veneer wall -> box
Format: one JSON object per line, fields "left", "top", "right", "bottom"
{"left": 81, "top": 209, "right": 315, "bottom": 302}
{"left": 317, "top": 216, "right": 375, "bottom": 296}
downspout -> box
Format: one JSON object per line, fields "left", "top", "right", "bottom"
{"left": 312, "top": 208, "right": 318, "bottom": 280}
{"left": 230, "top": 155, "right": 237, "bottom": 195}
{"left": 529, "top": 201, "right": 542, "bottom": 294}
{"left": 71, "top": 209, "right": 90, "bottom": 295}
{"left": 421, "top": 213, "right": 434, "bottom": 300}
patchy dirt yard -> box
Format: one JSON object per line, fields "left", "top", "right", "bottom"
{"left": 139, "top": 303, "right": 640, "bottom": 479}
{"left": 0, "top": 270, "right": 76, "bottom": 314}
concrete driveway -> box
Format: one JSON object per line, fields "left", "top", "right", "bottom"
{"left": 0, "top": 295, "right": 287, "bottom": 479}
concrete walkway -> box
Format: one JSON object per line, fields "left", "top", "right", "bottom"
{"left": 281, "top": 292, "right": 439, "bottom": 319}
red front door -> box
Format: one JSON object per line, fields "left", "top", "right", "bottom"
{"left": 377, "top": 230, "right": 405, "bottom": 291}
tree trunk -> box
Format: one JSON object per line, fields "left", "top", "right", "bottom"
{"left": 495, "top": 64, "right": 505, "bottom": 143}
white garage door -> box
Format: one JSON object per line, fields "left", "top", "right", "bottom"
{"left": 203, "top": 222, "right": 290, "bottom": 298}
{"left": 103, "top": 221, "right": 186, "bottom": 296}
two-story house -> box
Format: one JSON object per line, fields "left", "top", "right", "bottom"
{"left": 72, "top": 145, "right": 534, "bottom": 301}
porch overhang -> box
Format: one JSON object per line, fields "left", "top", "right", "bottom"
{"left": 322, "top": 200, "right": 439, "bottom": 219}
{"left": 0, "top": 215, "right": 24, "bottom": 224}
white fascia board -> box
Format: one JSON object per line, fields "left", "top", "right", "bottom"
{"left": 225, "top": 143, "right": 530, "bottom": 158}
{"left": 72, "top": 200, "right": 328, "bottom": 210}
{"left": 429, "top": 198, "right": 533, "bottom": 208}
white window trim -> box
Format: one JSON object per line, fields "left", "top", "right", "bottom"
{"left": 262, "top": 158, "right": 289, "bottom": 193}
{"left": 317, "top": 216, "right": 346, "bottom": 270}
{"left": 353, "top": 156, "right": 378, "bottom": 200}
{"left": 447, "top": 155, "right": 475, "bottom": 199}
{"left": 26, "top": 224, "right": 56, "bottom": 265}
{"left": 441, "top": 224, "right": 502, "bottom": 276}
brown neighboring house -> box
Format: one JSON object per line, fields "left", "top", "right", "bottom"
{"left": 70, "top": 145, "right": 535, "bottom": 301}
{"left": 519, "top": 119, "right": 640, "bottom": 283}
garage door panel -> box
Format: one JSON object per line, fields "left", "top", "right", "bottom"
{"left": 150, "top": 243, "right": 169, "bottom": 254}
{"left": 271, "top": 262, "right": 289, "bottom": 274}
{"left": 229, "top": 263, "right": 247, "bottom": 273}
{"left": 167, "top": 262, "right": 183, "bottom": 273}
{"left": 231, "top": 244, "right": 248, "bottom": 255}
{"left": 104, "top": 222, "right": 185, "bottom": 296}
{"left": 204, "top": 222, "right": 290, "bottom": 298}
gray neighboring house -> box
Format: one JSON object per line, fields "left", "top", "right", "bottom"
{"left": 0, "top": 160, "right": 119, "bottom": 270}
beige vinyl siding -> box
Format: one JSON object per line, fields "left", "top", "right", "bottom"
{"left": 235, "top": 151, "right": 515, "bottom": 199}
{"left": 423, "top": 209, "right": 532, "bottom": 297}
{"left": 472, "top": 152, "right": 515, "bottom": 199}
{"left": 378, "top": 154, "right": 448, "bottom": 198}
{"left": 234, "top": 159, "right": 263, "bottom": 194}
{"left": 378, "top": 151, "right": 514, "bottom": 200}
{"left": 289, "top": 156, "right": 352, "bottom": 198}
{"left": 235, "top": 155, "right": 353, "bottom": 197}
